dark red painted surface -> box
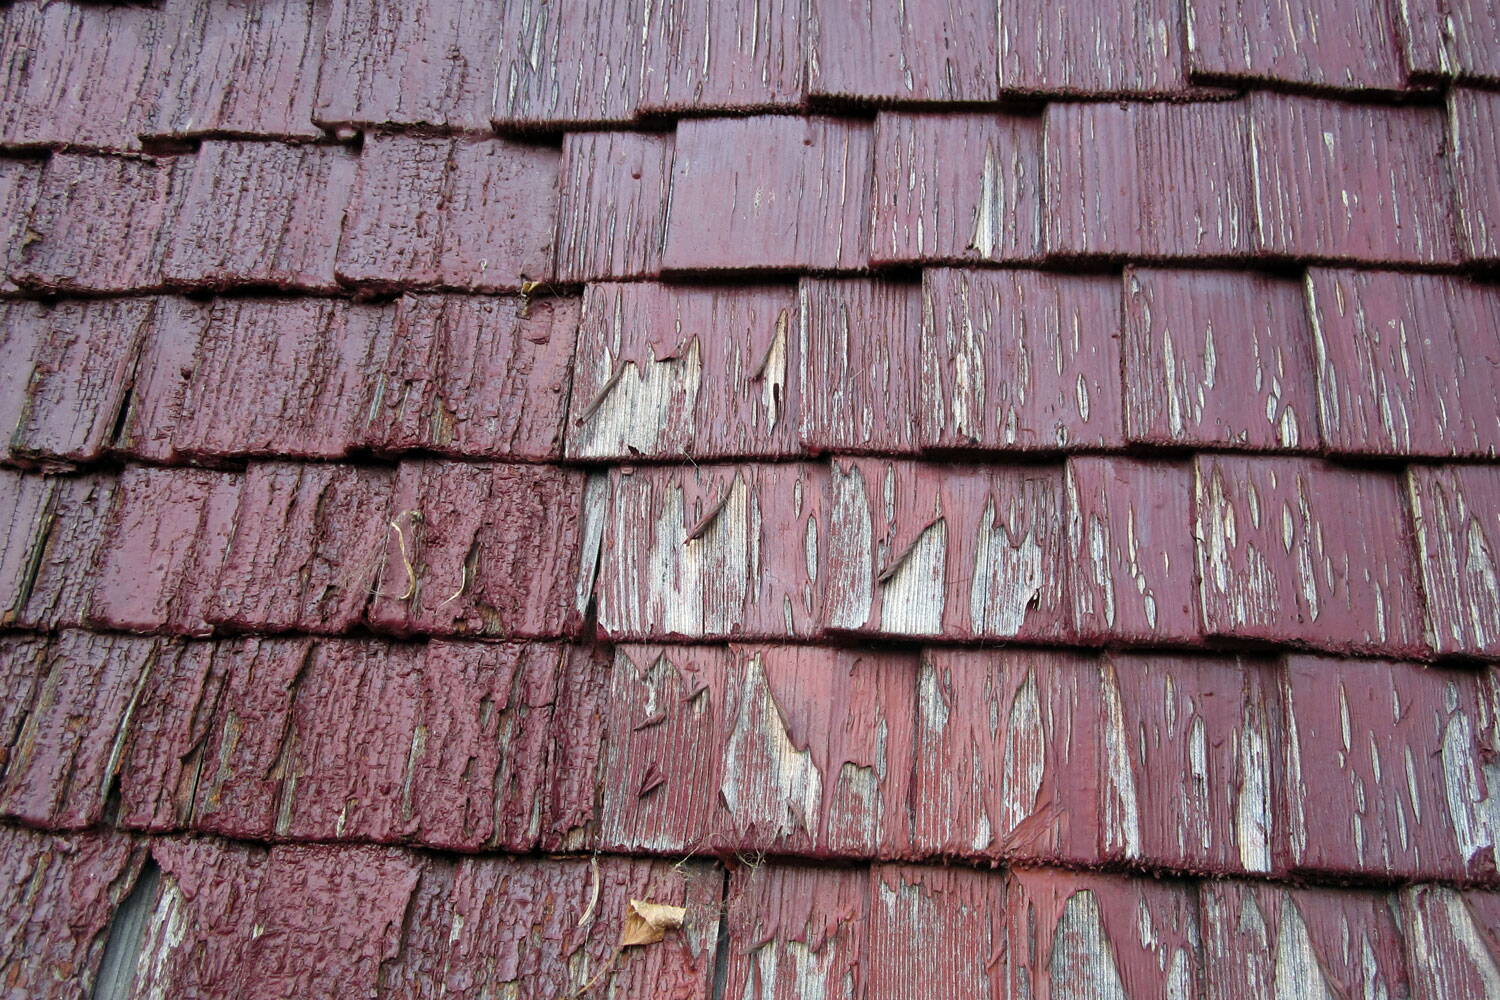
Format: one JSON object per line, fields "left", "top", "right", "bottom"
{"left": 1408, "top": 464, "right": 1500, "bottom": 659}
{"left": 720, "top": 864, "right": 866, "bottom": 1000}
{"left": 1401, "top": 885, "right": 1500, "bottom": 996}
{"left": 638, "top": 0, "right": 805, "bottom": 115}
{"left": 0, "top": 473, "right": 115, "bottom": 630}
{"left": 1399, "top": 0, "right": 1500, "bottom": 82}
{"left": 337, "top": 135, "right": 558, "bottom": 293}
{"left": 1451, "top": 88, "right": 1500, "bottom": 264}
{"left": 0, "top": 157, "right": 41, "bottom": 293}
{"left": 1185, "top": 0, "right": 1406, "bottom": 90}
{"left": 493, "top": 0, "right": 650, "bottom": 130}
{"left": 554, "top": 131, "right": 675, "bottom": 282}
{"left": 867, "top": 865, "right": 1003, "bottom": 999}
{"left": 806, "top": 0, "right": 999, "bottom": 103}
{"left": 995, "top": 0, "right": 1197, "bottom": 96}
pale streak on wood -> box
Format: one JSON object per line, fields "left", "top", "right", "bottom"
{"left": 720, "top": 652, "right": 822, "bottom": 840}
{"left": 1407, "top": 465, "right": 1500, "bottom": 657}
{"left": 1049, "top": 891, "right": 1129, "bottom": 1000}
{"left": 1401, "top": 886, "right": 1500, "bottom": 998}
{"left": 1098, "top": 665, "right": 1142, "bottom": 861}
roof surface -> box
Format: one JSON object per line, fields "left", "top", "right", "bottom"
{"left": 1, "top": 0, "right": 1500, "bottom": 997}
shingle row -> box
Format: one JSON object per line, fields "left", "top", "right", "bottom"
{"left": 3, "top": 452, "right": 1497, "bottom": 658}
{"left": 2, "top": 630, "right": 1496, "bottom": 882}
{"left": 4, "top": 824, "right": 1499, "bottom": 1000}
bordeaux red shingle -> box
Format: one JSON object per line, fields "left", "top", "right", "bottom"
{"left": 1249, "top": 94, "right": 1457, "bottom": 264}
{"left": 493, "top": 0, "right": 648, "bottom": 130}
{"left": 720, "top": 865, "right": 866, "bottom": 1000}
{"left": 867, "top": 865, "right": 1003, "bottom": 999}
{"left": 805, "top": 0, "right": 999, "bottom": 103}
{"left": 1398, "top": 0, "right": 1500, "bottom": 83}
{"left": 0, "top": 473, "right": 115, "bottom": 630}
{"left": 0, "top": 156, "right": 42, "bottom": 293}
{"left": 661, "top": 116, "right": 874, "bottom": 273}
{"left": 1064, "top": 457, "right": 1199, "bottom": 645}
{"left": 1281, "top": 655, "right": 1498, "bottom": 882}
{"left": 1449, "top": 88, "right": 1500, "bottom": 265}
{"left": 314, "top": 0, "right": 500, "bottom": 131}
{"left": 163, "top": 141, "right": 355, "bottom": 291}
{"left": 0, "top": 828, "right": 145, "bottom": 1000}
{"left": 638, "top": 0, "right": 806, "bottom": 114}
{"left": 1043, "top": 100, "right": 1251, "bottom": 260}
{"left": 869, "top": 112, "right": 1044, "bottom": 266}
{"left": 823, "top": 459, "right": 1069, "bottom": 641}
{"left": 1184, "top": 0, "right": 1407, "bottom": 91}
{"left": 1193, "top": 456, "right": 1429, "bottom": 657}
{"left": 553, "top": 130, "right": 674, "bottom": 282}
{"left": 1400, "top": 885, "right": 1500, "bottom": 997}
{"left": 919, "top": 269, "right": 1124, "bottom": 451}
{"left": 336, "top": 134, "right": 558, "bottom": 293}
{"left": 595, "top": 463, "right": 827, "bottom": 640}
{"left": 366, "top": 460, "right": 586, "bottom": 639}
{"left": 797, "top": 278, "right": 923, "bottom": 455}
{"left": 146, "top": 0, "right": 327, "bottom": 142}
{"left": 1407, "top": 465, "right": 1500, "bottom": 659}
{"left": 88, "top": 467, "right": 242, "bottom": 636}
{"left": 12, "top": 154, "right": 186, "bottom": 294}
{"left": 995, "top": 0, "right": 1196, "bottom": 95}
{"left": 566, "top": 282, "right": 800, "bottom": 461}
{"left": 1305, "top": 270, "right": 1500, "bottom": 459}
{"left": 1201, "top": 883, "right": 1411, "bottom": 999}
{"left": 1122, "top": 268, "right": 1319, "bottom": 451}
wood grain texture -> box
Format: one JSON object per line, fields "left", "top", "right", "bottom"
{"left": 314, "top": 0, "right": 500, "bottom": 130}
{"left": 595, "top": 463, "right": 827, "bottom": 640}
{"left": 997, "top": 0, "right": 1195, "bottom": 95}
{"left": 640, "top": 0, "right": 807, "bottom": 114}
{"left": 0, "top": 156, "right": 42, "bottom": 293}
{"left": 1123, "top": 267, "right": 1319, "bottom": 451}
{"left": 870, "top": 112, "right": 1043, "bottom": 265}
{"left": 554, "top": 130, "right": 674, "bottom": 282}
{"left": 1186, "top": 0, "right": 1406, "bottom": 90}
{"left": 919, "top": 269, "right": 1124, "bottom": 451}
{"left": 0, "top": 472, "right": 116, "bottom": 630}
{"left": 1193, "top": 456, "right": 1428, "bottom": 657}
{"left": 493, "top": 0, "right": 650, "bottom": 129}
{"left": 147, "top": 0, "right": 326, "bottom": 141}
{"left": 1408, "top": 465, "right": 1500, "bottom": 659}
{"left": 163, "top": 141, "right": 356, "bottom": 292}
{"left": 0, "top": 299, "right": 151, "bottom": 468}
{"left": 806, "top": 0, "right": 999, "bottom": 102}
{"left": 11, "top": 153, "right": 187, "bottom": 293}
{"left": 661, "top": 116, "right": 874, "bottom": 273}
{"left": 1201, "top": 882, "right": 1410, "bottom": 999}
{"left": 823, "top": 459, "right": 1069, "bottom": 641}
{"left": 1282, "top": 655, "right": 1499, "bottom": 881}
{"left": 720, "top": 865, "right": 866, "bottom": 1000}
{"left": 566, "top": 282, "right": 800, "bottom": 461}
{"left": 88, "top": 467, "right": 243, "bottom": 636}
{"left": 1250, "top": 94, "right": 1457, "bottom": 264}
{"left": 366, "top": 460, "right": 586, "bottom": 639}
{"left": 1449, "top": 87, "right": 1500, "bottom": 264}
{"left": 358, "top": 294, "right": 577, "bottom": 461}
{"left": 1400, "top": 885, "right": 1500, "bottom": 997}
{"left": 867, "top": 865, "right": 1005, "bottom": 1000}
{"left": 1043, "top": 100, "right": 1251, "bottom": 260}
{"left": 337, "top": 134, "right": 558, "bottom": 293}
{"left": 1065, "top": 457, "right": 1199, "bottom": 645}
{"left": 798, "top": 277, "right": 923, "bottom": 454}
{"left": 1305, "top": 269, "right": 1500, "bottom": 459}
{"left": 0, "top": 827, "right": 146, "bottom": 1000}
{"left": 1398, "top": 0, "right": 1500, "bottom": 82}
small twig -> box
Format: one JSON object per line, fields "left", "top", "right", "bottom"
{"left": 577, "top": 856, "right": 602, "bottom": 931}
{"left": 371, "top": 510, "right": 422, "bottom": 599}
{"left": 876, "top": 515, "right": 945, "bottom": 584}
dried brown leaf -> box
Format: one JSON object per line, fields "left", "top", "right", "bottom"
{"left": 619, "top": 899, "right": 686, "bottom": 947}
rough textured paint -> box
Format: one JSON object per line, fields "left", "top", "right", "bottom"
{"left": 867, "top": 865, "right": 1004, "bottom": 999}
{"left": 798, "top": 278, "right": 923, "bottom": 454}
{"left": 805, "top": 0, "right": 999, "bottom": 102}
{"left": 1282, "top": 655, "right": 1499, "bottom": 881}
{"left": 1450, "top": 88, "right": 1500, "bottom": 264}
{"left": 996, "top": 0, "right": 1196, "bottom": 95}
{"left": 163, "top": 141, "right": 355, "bottom": 291}
{"left": 720, "top": 864, "right": 867, "bottom": 1000}
{"left": 357, "top": 294, "right": 577, "bottom": 461}
{"left": 566, "top": 282, "right": 800, "bottom": 461}
{"left": 1103, "top": 652, "right": 1281, "bottom": 874}
{"left": 1250, "top": 94, "right": 1456, "bottom": 264}
{"left": 0, "top": 156, "right": 42, "bottom": 293}
{"left": 493, "top": 0, "right": 651, "bottom": 129}
{"left": 912, "top": 648, "right": 1103, "bottom": 865}
{"left": 918, "top": 269, "right": 1124, "bottom": 451}
{"left": 0, "top": 0, "right": 164, "bottom": 151}
{"left": 337, "top": 134, "right": 558, "bottom": 292}
{"left": 146, "top": 0, "right": 327, "bottom": 141}
{"left": 0, "top": 299, "right": 151, "bottom": 468}
{"left": 595, "top": 463, "right": 827, "bottom": 640}
{"left": 1043, "top": 100, "right": 1251, "bottom": 259}
{"left": 824, "top": 459, "right": 1069, "bottom": 641}
{"left": 366, "top": 460, "right": 585, "bottom": 638}
{"left": 1122, "top": 268, "right": 1319, "bottom": 451}
{"left": 0, "top": 472, "right": 116, "bottom": 629}
{"left": 1202, "top": 882, "right": 1410, "bottom": 999}
{"left": 999, "top": 868, "right": 1202, "bottom": 999}
{"left": 1401, "top": 885, "right": 1500, "bottom": 997}
{"left": 11, "top": 153, "right": 186, "bottom": 293}
{"left": 1305, "top": 269, "right": 1500, "bottom": 459}
{"left": 1398, "top": 0, "right": 1500, "bottom": 82}
{"left": 0, "top": 632, "right": 155, "bottom": 829}
{"left": 1065, "top": 457, "right": 1199, "bottom": 645}
{"left": 1408, "top": 465, "right": 1500, "bottom": 659}
{"left": 1185, "top": 0, "right": 1406, "bottom": 90}
{"left": 88, "top": 467, "right": 243, "bottom": 636}
{"left": 206, "top": 463, "right": 392, "bottom": 634}
{"left": 1193, "top": 456, "right": 1428, "bottom": 657}
{"left": 314, "top": 0, "right": 501, "bottom": 130}
{"left": 869, "top": 112, "right": 1043, "bottom": 265}
{"left": 0, "top": 827, "right": 146, "bottom": 1000}
{"left": 645, "top": 0, "right": 806, "bottom": 114}
{"left": 554, "top": 130, "right": 675, "bottom": 282}
{"left": 661, "top": 116, "right": 873, "bottom": 273}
